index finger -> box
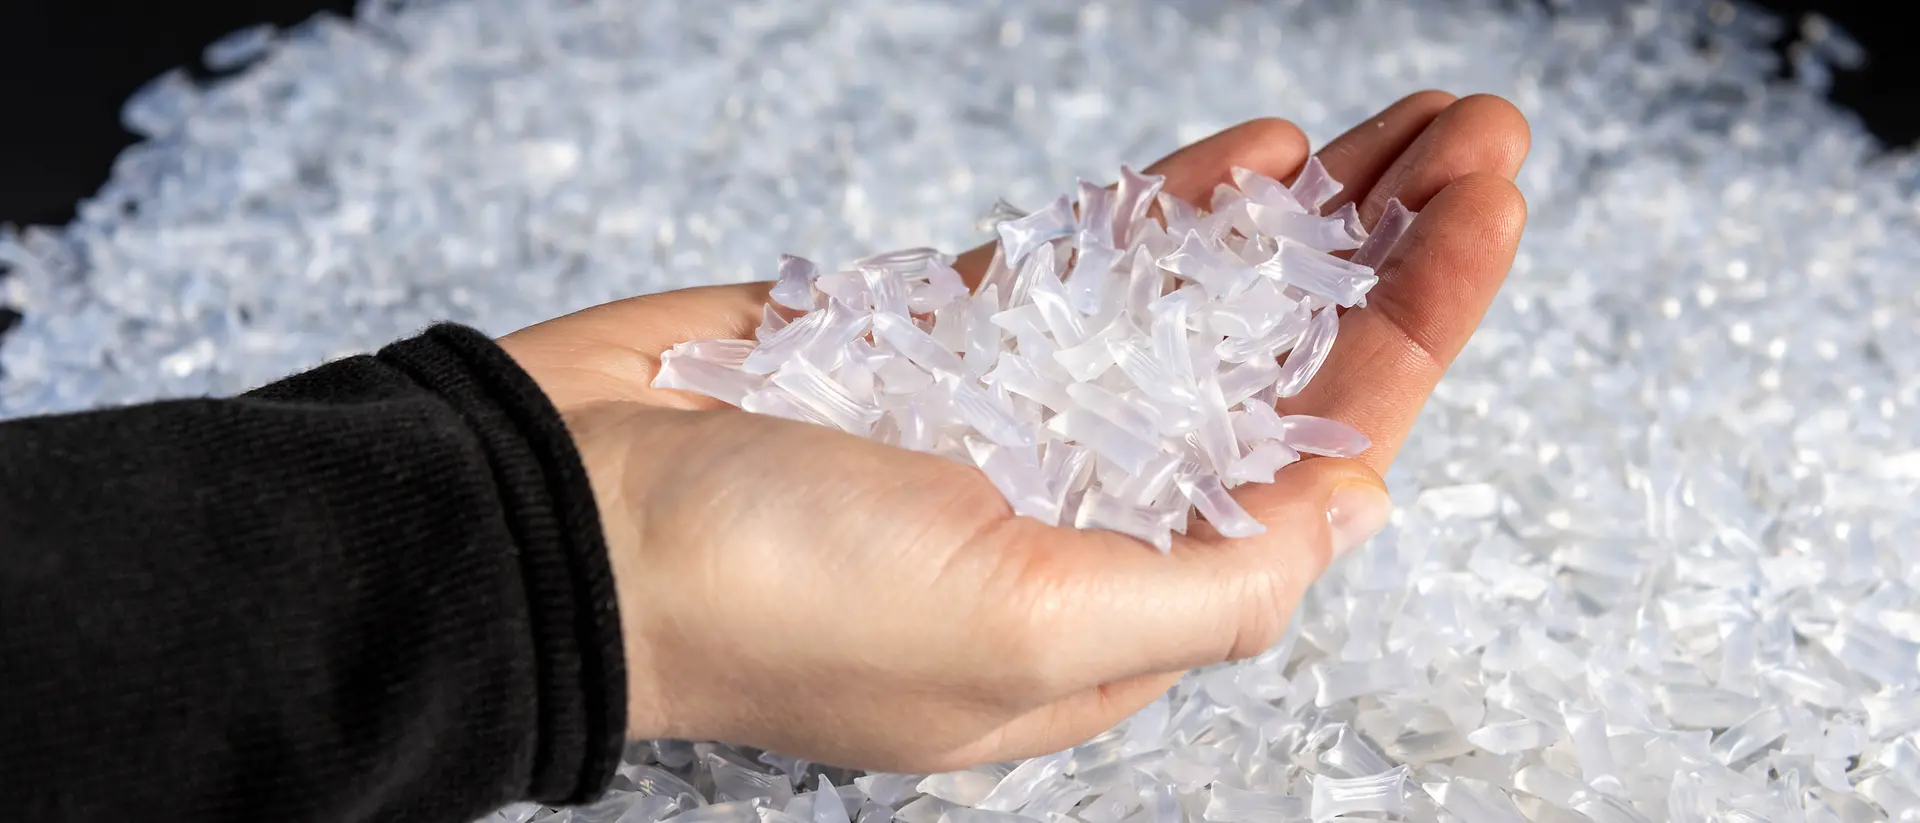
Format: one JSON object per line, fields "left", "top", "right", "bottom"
{"left": 1277, "top": 95, "right": 1533, "bottom": 470}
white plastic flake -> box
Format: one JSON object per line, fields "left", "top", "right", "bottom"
{"left": 1307, "top": 723, "right": 1394, "bottom": 778}
{"left": 1466, "top": 718, "right": 1558, "bottom": 755}
{"left": 1423, "top": 777, "right": 1527, "bottom": 823}
{"left": 1308, "top": 767, "right": 1409, "bottom": 823}
{"left": 917, "top": 772, "right": 1000, "bottom": 807}
{"left": 3, "top": 2, "right": 1915, "bottom": 823}
{"left": 1274, "top": 415, "right": 1370, "bottom": 458}
{"left": 1203, "top": 784, "right": 1305, "bottom": 823}
{"left": 1269, "top": 309, "right": 1338, "bottom": 399}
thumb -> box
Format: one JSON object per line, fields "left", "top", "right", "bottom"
{"left": 1231, "top": 456, "right": 1394, "bottom": 565}
{"left": 1032, "top": 456, "right": 1392, "bottom": 686}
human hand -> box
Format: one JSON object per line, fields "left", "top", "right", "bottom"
{"left": 497, "top": 90, "right": 1530, "bottom": 772}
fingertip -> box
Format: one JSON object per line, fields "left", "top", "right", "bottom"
{"left": 1220, "top": 116, "right": 1311, "bottom": 158}
{"left": 1252, "top": 452, "right": 1388, "bottom": 499}
{"left": 1397, "top": 89, "right": 1462, "bottom": 117}
{"left": 1325, "top": 477, "right": 1394, "bottom": 564}
{"left": 1450, "top": 93, "right": 1532, "bottom": 176}
{"left": 1360, "top": 93, "right": 1532, "bottom": 219}
{"left": 1150, "top": 117, "right": 1311, "bottom": 204}
{"left": 1232, "top": 456, "right": 1387, "bottom": 555}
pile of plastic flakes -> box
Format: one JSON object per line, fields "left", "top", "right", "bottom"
{"left": 1, "top": 1, "right": 1915, "bottom": 821}
{"left": 653, "top": 162, "right": 1408, "bottom": 548}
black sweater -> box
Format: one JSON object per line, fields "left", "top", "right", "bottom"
{"left": 0, "top": 324, "right": 627, "bottom": 822}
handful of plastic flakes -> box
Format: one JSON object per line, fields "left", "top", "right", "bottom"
{"left": 653, "top": 162, "right": 1412, "bottom": 549}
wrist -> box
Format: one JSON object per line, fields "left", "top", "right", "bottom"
{"left": 551, "top": 402, "right": 679, "bottom": 741}
{"left": 386, "top": 325, "right": 635, "bottom": 800}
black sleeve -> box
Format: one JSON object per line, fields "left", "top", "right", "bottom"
{"left": 0, "top": 324, "right": 627, "bottom": 823}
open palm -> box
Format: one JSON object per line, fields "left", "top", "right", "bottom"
{"left": 497, "top": 91, "right": 1530, "bottom": 770}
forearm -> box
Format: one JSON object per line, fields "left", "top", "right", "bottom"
{"left": 0, "top": 324, "right": 624, "bottom": 822}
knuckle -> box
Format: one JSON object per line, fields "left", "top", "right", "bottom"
{"left": 967, "top": 537, "right": 1080, "bottom": 706}
{"left": 1225, "top": 585, "right": 1287, "bottom": 661}
{"left": 1226, "top": 563, "right": 1307, "bottom": 661}
{"left": 1442, "top": 173, "right": 1530, "bottom": 237}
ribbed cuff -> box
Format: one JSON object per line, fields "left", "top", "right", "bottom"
{"left": 380, "top": 324, "right": 626, "bottom": 805}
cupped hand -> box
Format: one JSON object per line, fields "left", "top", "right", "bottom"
{"left": 497, "top": 91, "right": 1530, "bottom": 772}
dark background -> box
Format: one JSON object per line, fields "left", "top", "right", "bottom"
{"left": 0, "top": 0, "right": 1913, "bottom": 229}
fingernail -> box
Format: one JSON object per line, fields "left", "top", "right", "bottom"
{"left": 1327, "top": 485, "right": 1391, "bottom": 558}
